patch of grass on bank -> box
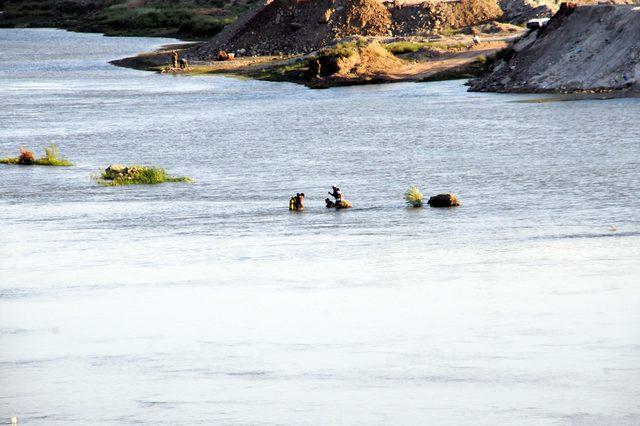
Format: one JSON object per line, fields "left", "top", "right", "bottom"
{"left": 318, "top": 41, "right": 360, "bottom": 59}
{"left": 384, "top": 41, "right": 425, "bottom": 55}
{"left": 384, "top": 40, "right": 468, "bottom": 55}
{"left": 96, "top": 165, "right": 191, "bottom": 186}
{"left": 98, "top": 5, "right": 191, "bottom": 30}
{"left": 252, "top": 59, "right": 310, "bottom": 81}
{"left": 178, "top": 15, "right": 235, "bottom": 38}
{"left": 0, "top": 144, "right": 73, "bottom": 166}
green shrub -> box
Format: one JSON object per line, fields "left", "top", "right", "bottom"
{"left": 178, "top": 14, "right": 234, "bottom": 37}
{"left": 0, "top": 144, "right": 72, "bottom": 166}
{"left": 35, "top": 144, "right": 73, "bottom": 166}
{"left": 404, "top": 185, "right": 424, "bottom": 207}
{"left": 96, "top": 165, "right": 191, "bottom": 186}
{"left": 99, "top": 6, "right": 192, "bottom": 29}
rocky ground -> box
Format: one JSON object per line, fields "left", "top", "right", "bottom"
{"left": 469, "top": 4, "right": 640, "bottom": 93}
{"left": 189, "top": 0, "right": 505, "bottom": 58}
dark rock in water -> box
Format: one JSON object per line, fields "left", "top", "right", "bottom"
{"left": 427, "top": 193, "right": 460, "bottom": 207}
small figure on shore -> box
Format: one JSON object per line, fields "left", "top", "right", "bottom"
{"left": 171, "top": 50, "right": 179, "bottom": 69}
{"left": 308, "top": 59, "right": 322, "bottom": 79}
{"left": 180, "top": 58, "right": 189, "bottom": 69}
{"left": 472, "top": 35, "right": 480, "bottom": 46}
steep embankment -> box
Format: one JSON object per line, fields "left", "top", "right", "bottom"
{"left": 469, "top": 4, "right": 640, "bottom": 93}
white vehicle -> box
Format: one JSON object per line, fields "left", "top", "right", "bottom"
{"left": 526, "top": 18, "right": 551, "bottom": 29}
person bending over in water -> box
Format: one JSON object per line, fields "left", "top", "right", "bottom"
{"left": 325, "top": 198, "right": 335, "bottom": 208}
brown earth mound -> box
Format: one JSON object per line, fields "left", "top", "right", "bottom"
{"left": 190, "top": 0, "right": 504, "bottom": 58}
{"left": 191, "top": 0, "right": 392, "bottom": 57}
{"left": 469, "top": 4, "right": 640, "bottom": 93}
{"left": 390, "top": 0, "right": 503, "bottom": 36}
{"left": 306, "top": 39, "right": 405, "bottom": 86}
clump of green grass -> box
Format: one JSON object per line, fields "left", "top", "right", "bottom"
{"left": 404, "top": 185, "right": 424, "bottom": 207}
{"left": 384, "top": 41, "right": 425, "bottom": 55}
{"left": 424, "top": 41, "right": 467, "bottom": 51}
{"left": 96, "top": 165, "right": 191, "bottom": 186}
{"left": 0, "top": 144, "right": 72, "bottom": 166}
{"left": 384, "top": 40, "right": 468, "bottom": 56}
{"left": 317, "top": 40, "right": 364, "bottom": 60}
{"left": 35, "top": 144, "right": 72, "bottom": 166}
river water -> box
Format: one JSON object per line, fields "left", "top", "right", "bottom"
{"left": 0, "top": 29, "right": 639, "bottom": 425}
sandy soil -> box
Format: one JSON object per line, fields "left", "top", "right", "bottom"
{"left": 112, "top": 32, "right": 522, "bottom": 88}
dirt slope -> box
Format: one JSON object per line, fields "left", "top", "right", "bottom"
{"left": 191, "top": 0, "right": 392, "bottom": 57}
{"left": 190, "top": 0, "right": 503, "bottom": 58}
{"left": 390, "top": 0, "right": 503, "bottom": 35}
{"left": 469, "top": 4, "right": 640, "bottom": 93}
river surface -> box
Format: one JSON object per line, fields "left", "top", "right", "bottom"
{"left": 0, "top": 29, "right": 639, "bottom": 425}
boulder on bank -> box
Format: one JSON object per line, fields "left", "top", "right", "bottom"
{"left": 427, "top": 193, "right": 461, "bottom": 207}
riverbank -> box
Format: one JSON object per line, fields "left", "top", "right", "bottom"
{"left": 111, "top": 32, "right": 522, "bottom": 88}
{"left": 0, "top": 0, "right": 253, "bottom": 40}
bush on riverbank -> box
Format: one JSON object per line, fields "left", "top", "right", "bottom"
{"left": 96, "top": 165, "right": 191, "bottom": 186}
{"left": 0, "top": 144, "right": 73, "bottom": 166}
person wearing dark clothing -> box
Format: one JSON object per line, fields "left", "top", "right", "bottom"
{"left": 329, "top": 186, "right": 342, "bottom": 202}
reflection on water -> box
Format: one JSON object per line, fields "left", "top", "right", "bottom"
{"left": 0, "top": 29, "right": 639, "bottom": 425}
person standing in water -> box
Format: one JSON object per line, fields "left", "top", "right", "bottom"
{"left": 329, "top": 186, "right": 342, "bottom": 203}
{"left": 171, "top": 50, "right": 179, "bottom": 69}
{"left": 289, "top": 193, "right": 305, "bottom": 211}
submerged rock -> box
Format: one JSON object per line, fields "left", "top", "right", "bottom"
{"left": 427, "top": 193, "right": 461, "bottom": 207}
